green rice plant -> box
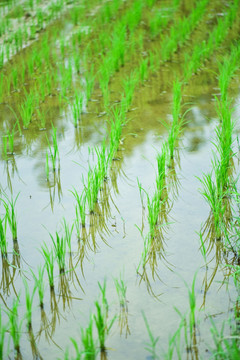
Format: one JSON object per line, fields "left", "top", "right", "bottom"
{"left": 210, "top": 316, "right": 240, "bottom": 359}
{"left": 95, "top": 140, "right": 109, "bottom": 185}
{"left": 167, "top": 79, "right": 183, "bottom": 161}
{"left": 198, "top": 171, "right": 224, "bottom": 240}
{"left": 126, "top": 0, "right": 142, "bottom": 33}
{"left": 71, "top": 187, "right": 87, "bottom": 228}
{"left": 94, "top": 281, "right": 116, "bottom": 352}
{"left": 111, "top": 24, "right": 126, "bottom": 72}
{"left": 84, "top": 167, "right": 100, "bottom": 214}
{"left": 19, "top": 92, "right": 35, "bottom": 129}
{"left": 41, "top": 242, "right": 55, "bottom": 290}
{"left": 8, "top": 297, "right": 23, "bottom": 356}
{"left": 0, "top": 216, "right": 7, "bottom": 259}
{"left": 121, "top": 72, "right": 138, "bottom": 111}
{"left": 62, "top": 218, "right": 74, "bottom": 255}
{"left": 36, "top": 109, "right": 47, "bottom": 130}
{"left": 1, "top": 192, "right": 19, "bottom": 241}
{"left": 149, "top": 10, "right": 169, "bottom": 39}
{"left": 31, "top": 265, "right": 45, "bottom": 310}
{"left": 81, "top": 315, "right": 98, "bottom": 359}
{"left": 108, "top": 105, "right": 126, "bottom": 160}
{"left": 142, "top": 311, "right": 159, "bottom": 359}
{"left": 69, "top": 338, "right": 83, "bottom": 359}
{"left": 23, "top": 278, "right": 36, "bottom": 331}
{"left": 50, "top": 231, "right": 67, "bottom": 274}
{"left": 46, "top": 125, "right": 60, "bottom": 172}
{"left": 71, "top": 91, "right": 84, "bottom": 127}
{"left": 156, "top": 143, "right": 167, "bottom": 198}
{"left": 0, "top": 307, "right": 7, "bottom": 359}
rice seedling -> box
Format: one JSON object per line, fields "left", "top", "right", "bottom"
{"left": 71, "top": 92, "right": 84, "bottom": 127}
{"left": 31, "top": 265, "right": 45, "bottom": 310}
{"left": 50, "top": 230, "right": 67, "bottom": 274}
{"left": 40, "top": 242, "right": 55, "bottom": 290}
{"left": 142, "top": 311, "right": 159, "bottom": 360}
{"left": 23, "top": 278, "right": 36, "bottom": 331}
{"left": 8, "top": 297, "right": 23, "bottom": 356}
{"left": 121, "top": 72, "right": 138, "bottom": 111}
{"left": 81, "top": 315, "right": 98, "bottom": 359}
{"left": 94, "top": 294, "right": 116, "bottom": 352}
{"left": 167, "top": 79, "right": 184, "bottom": 162}
{"left": 1, "top": 192, "right": 19, "bottom": 242}
{"left": 19, "top": 91, "right": 35, "bottom": 129}
{"left": 0, "top": 216, "right": 7, "bottom": 259}
{"left": 71, "top": 187, "right": 87, "bottom": 228}
{"left": 46, "top": 125, "right": 60, "bottom": 172}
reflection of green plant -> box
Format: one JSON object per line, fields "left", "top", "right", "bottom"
{"left": 114, "top": 273, "right": 127, "bottom": 308}
{"left": 142, "top": 311, "right": 159, "bottom": 360}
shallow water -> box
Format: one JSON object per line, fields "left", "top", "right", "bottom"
{"left": 0, "top": 0, "right": 240, "bottom": 359}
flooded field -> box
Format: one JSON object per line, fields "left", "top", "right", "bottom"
{"left": 0, "top": 0, "right": 240, "bottom": 359}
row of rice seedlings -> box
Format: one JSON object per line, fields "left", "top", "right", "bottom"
{"left": 137, "top": 78, "right": 184, "bottom": 272}
{"left": 0, "top": 0, "right": 93, "bottom": 66}
{"left": 199, "top": 43, "right": 240, "bottom": 240}
{"left": 183, "top": 0, "right": 240, "bottom": 82}
{"left": 136, "top": 1, "right": 240, "bottom": 273}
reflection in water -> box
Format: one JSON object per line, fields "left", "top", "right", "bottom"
{"left": 0, "top": 256, "right": 11, "bottom": 296}
{"left": 47, "top": 168, "right": 63, "bottom": 211}
{"left": 28, "top": 328, "right": 43, "bottom": 360}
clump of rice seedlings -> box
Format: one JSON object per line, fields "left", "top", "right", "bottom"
{"left": 36, "top": 109, "right": 47, "bottom": 130}
{"left": 1, "top": 192, "right": 19, "bottom": 242}
{"left": 142, "top": 311, "right": 159, "bottom": 360}
{"left": 95, "top": 140, "right": 109, "bottom": 185}
{"left": 167, "top": 79, "right": 183, "bottom": 162}
{"left": 198, "top": 171, "right": 224, "bottom": 240}
{"left": 46, "top": 125, "right": 60, "bottom": 172}
{"left": 71, "top": 91, "right": 84, "bottom": 128}
{"left": 19, "top": 91, "right": 35, "bottom": 129}
{"left": 111, "top": 24, "right": 126, "bottom": 72}
{"left": 8, "top": 297, "right": 23, "bottom": 357}
{"left": 94, "top": 280, "right": 116, "bottom": 352}
{"left": 71, "top": 188, "right": 87, "bottom": 229}
{"left": 23, "top": 279, "right": 36, "bottom": 331}
{"left": 40, "top": 243, "right": 55, "bottom": 291}
{"left": 50, "top": 231, "right": 67, "bottom": 274}
{"left": 31, "top": 266, "right": 45, "bottom": 310}
{"left": 121, "top": 72, "right": 138, "bottom": 111}
{"left": 84, "top": 166, "right": 100, "bottom": 214}
{"left": 108, "top": 105, "right": 126, "bottom": 160}
{"left": 80, "top": 315, "right": 98, "bottom": 359}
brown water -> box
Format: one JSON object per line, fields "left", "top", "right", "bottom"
{"left": 0, "top": 0, "right": 240, "bottom": 359}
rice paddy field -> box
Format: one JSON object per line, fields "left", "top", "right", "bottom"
{"left": 1, "top": 0, "right": 240, "bottom": 359}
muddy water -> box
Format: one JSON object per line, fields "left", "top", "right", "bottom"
{"left": 1, "top": 0, "right": 240, "bottom": 359}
